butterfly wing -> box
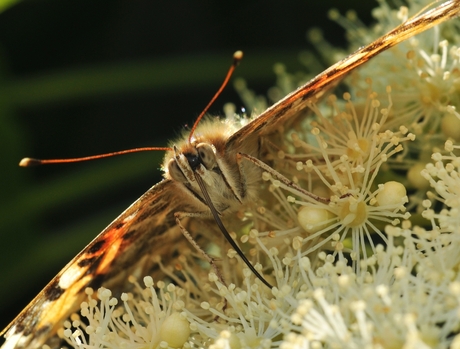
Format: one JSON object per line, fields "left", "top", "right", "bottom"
{"left": 1, "top": 179, "right": 193, "bottom": 349}
{"left": 3, "top": 2, "right": 460, "bottom": 348}
{"left": 227, "top": 0, "right": 460, "bottom": 148}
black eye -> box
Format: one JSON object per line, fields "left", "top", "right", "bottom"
{"left": 185, "top": 153, "right": 201, "bottom": 170}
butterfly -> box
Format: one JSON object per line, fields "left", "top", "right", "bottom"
{"left": 2, "top": 1, "right": 460, "bottom": 348}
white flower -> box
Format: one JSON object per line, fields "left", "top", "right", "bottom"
{"left": 282, "top": 229, "right": 460, "bottom": 349}
{"left": 61, "top": 278, "right": 192, "bottom": 349}
{"left": 257, "top": 89, "right": 412, "bottom": 270}
{"left": 330, "top": 0, "right": 460, "bottom": 136}
{"left": 60, "top": 1, "right": 460, "bottom": 349}
{"left": 421, "top": 140, "right": 460, "bottom": 234}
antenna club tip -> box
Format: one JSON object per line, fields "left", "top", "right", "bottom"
{"left": 233, "top": 50, "right": 243, "bottom": 61}
{"left": 19, "top": 157, "right": 40, "bottom": 167}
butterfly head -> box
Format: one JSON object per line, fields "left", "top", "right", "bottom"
{"left": 166, "top": 142, "right": 218, "bottom": 184}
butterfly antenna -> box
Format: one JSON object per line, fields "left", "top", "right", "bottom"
{"left": 188, "top": 51, "right": 243, "bottom": 143}
{"left": 19, "top": 147, "right": 173, "bottom": 167}
{"left": 20, "top": 51, "right": 243, "bottom": 167}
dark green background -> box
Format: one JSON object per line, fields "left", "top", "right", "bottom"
{"left": 0, "top": 0, "right": 375, "bottom": 332}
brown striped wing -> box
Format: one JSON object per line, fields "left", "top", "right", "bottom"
{"left": 227, "top": 0, "right": 460, "bottom": 149}
{"left": 1, "top": 179, "right": 191, "bottom": 349}
{"left": 2, "top": 1, "right": 460, "bottom": 348}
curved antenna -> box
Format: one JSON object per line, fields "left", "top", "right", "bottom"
{"left": 19, "top": 147, "right": 172, "bottom": 167}
{"left": 188, "top": 51, "right": 243, "bottom": 143}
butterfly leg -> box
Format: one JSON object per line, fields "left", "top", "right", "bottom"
{"left": 237, "top": 152, "right": 330, "bottom": 204}
{"left": 175, "top": 211, "right": 229, "bottom": 315}
{"left": 174, "top": 211, "right": 227, "bottom": 287}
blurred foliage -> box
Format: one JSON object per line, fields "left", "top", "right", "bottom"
{"left": 0, "top": 0, "right": 375, "bottom": 333}
{"left": 0, "top": 0, "right": 19, "bottom": 13}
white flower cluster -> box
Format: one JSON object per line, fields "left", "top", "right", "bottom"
{"left": 61, "top": 1, "right": 460, "bottom": 348}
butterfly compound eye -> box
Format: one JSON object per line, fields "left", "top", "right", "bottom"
{"left": 184, "top": 153, "right": 201, "bottom": 170}
{"left": 196, "top": 143, "right": 217, "bottom": 170}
